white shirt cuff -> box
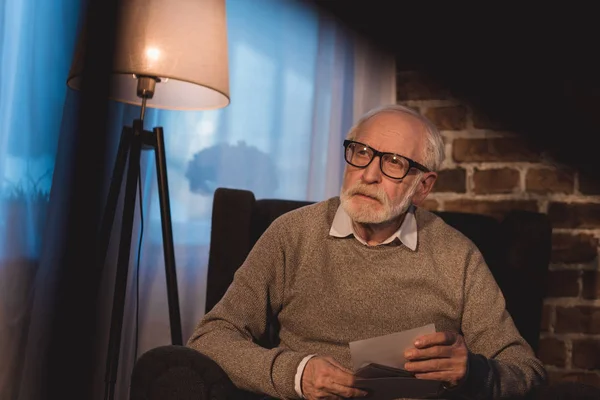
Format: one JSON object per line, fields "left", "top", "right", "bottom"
{"left": 294, "top": 354, "right": 316, "bottom": 398}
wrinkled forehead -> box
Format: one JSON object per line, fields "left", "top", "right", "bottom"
{"left": 353, "top": 111, "right": 428, "bottom": 159}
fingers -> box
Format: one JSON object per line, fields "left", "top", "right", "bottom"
{"left": 404, "top": 357, "right": 464, "bottom": 374}
{"left": 329, "top": 382, "right": 369, "bottom": 399}
{"left": 402, "top": 332, "right": 469, "bottom": 387}
{"left": 306, "top": 377, "right": 367, "bottom": 399}
{"left": 404, "top": 357, "right": 468, "bottom": 387}
{"left": 302, "top": 357, "right": 368, "bottom": 400}
{"left": 413, "top": 370, "right": 466, "bottom": 387}
{"left": 413, "top": 331, "right": 457, "bottom": 348}
{"left": 405, "top": 344, "right": 454, "bottom": 360}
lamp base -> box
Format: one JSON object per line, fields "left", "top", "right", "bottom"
{"left": 97, "top": 119, "right": 183, "bottom": 400}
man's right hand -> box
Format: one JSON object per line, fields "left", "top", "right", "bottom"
{"left": 301, "top": 356, "right": 368, "bottom": 400}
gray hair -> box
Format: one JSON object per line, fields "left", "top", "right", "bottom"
{"left": 346, "top": 104, "right": 445, "bottom": 172}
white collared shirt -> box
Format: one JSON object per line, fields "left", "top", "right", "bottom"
{"left": 328, "top": 204, "right": 418, "bottom": 250}
{"left": 294, "top": 204, "right": 419, "bottom": 398}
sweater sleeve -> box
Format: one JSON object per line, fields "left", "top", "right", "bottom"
{"left": 187, "top": 217, "right": 308, "bottom": 399}
{"left": 455, "top": 245, "right": 547, "bottom": 400}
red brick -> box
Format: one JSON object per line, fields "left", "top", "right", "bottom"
{"left": 572, "top": 339, "right": 600, "bottom": 369}
{"left": 546, "top": 270, "right": 581, "bottom": 297}
{"left": 432, "top": 168, "right": 466, "bottom": 193}
{"left": 538, "top": 337, "right": 567, "bottom": 367}
{"left": 443, "top": 199, "right": 538, "bottom": 220}
{"left": 424, "top": 106, "right": 467, "bottom": 130}
{"left": 555, "top": 306, "right": 600, "bottom": 334}
{"left": 526, "top": 168, "right": 575, "bottom": 195}
{"left": 582, "top": 272, "right": 600, "bottom": 300}
{"left": 548, "top": 202, "right": 600, "bottom": 229}
{"left": 396, "top": 71, "right": 452, "bottom": 101}
{"left": 551, "top": 233, "right": 599, "bottom": 263}
{"left": 472, "top": 168, "right": 520, "bottom": 195}
{"left": 452, "top": 137, "right": 540, "bottom": 163}
{"left": 540, "top": 304, "right": 553, "bottom": 332}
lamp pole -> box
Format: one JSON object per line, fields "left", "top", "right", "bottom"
{"left": 98, "top": 76, "right": 183, "bottom": 400}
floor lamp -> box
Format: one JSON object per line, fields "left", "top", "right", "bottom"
{"left": 66, "top": 1, "right": 230, "bottom": 399}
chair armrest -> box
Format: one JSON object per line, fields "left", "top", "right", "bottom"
{"left": 129, "top": 345, "right": 241, "bottom": 400}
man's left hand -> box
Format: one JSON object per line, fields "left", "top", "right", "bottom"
{"left": 403, "top": 331, "right": 468, "bottom": 388}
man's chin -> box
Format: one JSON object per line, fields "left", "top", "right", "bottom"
{"left": 342, "top": 200, "right": 410, "bottom": 225}
{"left": 349, "top": 213, "right": 389, "bottom": 225}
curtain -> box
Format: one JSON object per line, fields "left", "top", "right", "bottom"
{"left": 0, "top": 0, "right": 395, "bottom": 399}
{"left": 0, "top": 0, "right": 83, "bottom": 398}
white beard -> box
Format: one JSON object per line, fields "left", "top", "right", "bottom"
{"left": 340, "top": 177, "right": 420, "bottom": 224}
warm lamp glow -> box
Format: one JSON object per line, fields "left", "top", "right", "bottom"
{"left": 67, "top": 0, "right": 230, "bottom": 111}
{"left": 145, "top": 47, "right": 161, "bottom": 62}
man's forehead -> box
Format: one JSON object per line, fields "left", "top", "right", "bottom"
{"left": 361, "top": 111, "right": 427, "bottom": 133}
{"left": 354, "top": 112, "right": 427, "bottom": 152}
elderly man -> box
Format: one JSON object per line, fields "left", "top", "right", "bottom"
{"left": 187, "top": 104, "right": 547, "bottom": 400}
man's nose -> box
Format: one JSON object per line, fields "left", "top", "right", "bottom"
{"left": 361, "top": 156, "right": 382, "bottom": 183}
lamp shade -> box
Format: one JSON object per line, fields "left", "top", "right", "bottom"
{"left": 67, "top": 0, "right": 230, "bottom": 110}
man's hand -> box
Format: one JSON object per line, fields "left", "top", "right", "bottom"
{"left": 403, "top": 331, "right": 469, "bottom": 388}
{"left": 301, "top": 356, "right": 368, "bottom": 400}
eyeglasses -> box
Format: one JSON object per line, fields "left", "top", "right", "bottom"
{"left": 343, "top": 140, "right": 430, "bottom": 180}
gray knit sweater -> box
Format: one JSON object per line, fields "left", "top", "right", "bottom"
{"left": 188, "top": 197, "right": 547, "bottom": 399}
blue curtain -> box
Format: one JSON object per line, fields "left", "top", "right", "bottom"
{"left": 0, "top": 0, "right": 83, "bottom": 398}
{"left": 0, "top": 0, "right": 82, "bottom": 257}
{"left": 1, "top": 0, "right": 365, "bottom": 399}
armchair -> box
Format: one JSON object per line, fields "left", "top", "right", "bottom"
{"left": 129, "top": 187, "right": 583, "bottom": 400}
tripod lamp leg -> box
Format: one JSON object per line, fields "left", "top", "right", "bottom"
{"left": 104, "top": 120, "right": 143, "bottom": 400}
{"left": 153, "top": 126, "right": 183, "bottom": 345}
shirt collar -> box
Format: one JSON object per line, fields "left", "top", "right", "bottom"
{"left": 329, "top": 204, "right": 418, "bottom": 250}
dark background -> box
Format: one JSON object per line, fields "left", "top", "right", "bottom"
{"left": 308, "top": 1, "right": 600, "bottom": 180}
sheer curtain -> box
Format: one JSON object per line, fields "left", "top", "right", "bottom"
{"left": 0, "top": 0, "right": 83, "bottom": 398}
{"left": 0, "top": 0, "right": 395, "bottom": 398}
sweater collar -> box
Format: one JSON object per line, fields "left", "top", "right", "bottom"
{"left": 329, "top": 203, "right": 418, "bottom": 250}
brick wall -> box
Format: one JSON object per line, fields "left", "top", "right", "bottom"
{"left": 397, "top": 70, "right": 600, "bottom": 387}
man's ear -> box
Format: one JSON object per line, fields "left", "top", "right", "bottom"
{"left": 411, "top": 172, "right": 437, "bottom": 206}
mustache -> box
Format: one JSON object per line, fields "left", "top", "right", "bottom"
{"left": 343, "top": 183, "right": 388, "bottom": 204}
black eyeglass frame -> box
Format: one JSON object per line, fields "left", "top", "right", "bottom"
{"left": 343, "top": 139, "right": 431, "bottom": 180}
